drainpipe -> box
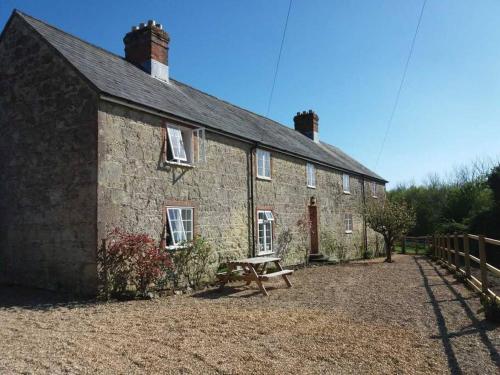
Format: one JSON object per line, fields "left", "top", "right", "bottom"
{"left": 361, "top": 176, "right": 368, "bottom": 258}
{"left": 249, "top": 144, "right": 258, "bottom": 257}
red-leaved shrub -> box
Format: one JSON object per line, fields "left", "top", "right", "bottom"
{"left": 98, "top": 228, "right": 172, "bottom": 298}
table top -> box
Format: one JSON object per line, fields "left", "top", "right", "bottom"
{"left": 229, "top": 256, "right": 281, "bottom": 265}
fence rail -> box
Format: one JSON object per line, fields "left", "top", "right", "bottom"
{"left": 429, "top": 233, "right": 500, "bottom": 303}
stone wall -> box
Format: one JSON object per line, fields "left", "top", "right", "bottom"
{"left": 0, "top": 15, "right": 99, "bottom": 295}
{"left": 98, "top": 101, "right": 385, "bottom": 271}
{"left": 97, "top": 102, "right": 252, "bottom": 265}
{"left": 254, "top": 151, "right": 385, "bottom": 265}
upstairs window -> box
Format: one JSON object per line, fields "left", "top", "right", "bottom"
{"left": 371, "top": 182, "right": 377, "bottom": 198}
{"left": 344, "top": 213, "right": 353, "bottom": 233}
{"left": 257, "top": 210, "right": 274, "bottom": 254}
{"left": 307, "top": 163, "right": 316, "bottom": 188}
{"left": 256, "top": 149, "right": 271, "bottom": 179}
{"left": 165, "top": 124, "right": 206, "bottom": 166}
{"left": 343, "top": 173, "right": 350, "bottom": 193}
{"left": 167, "top": 126, "right": 188, "bottom": 161}
{"left": 166, "top": 207, "right": 193, "bottom": 247}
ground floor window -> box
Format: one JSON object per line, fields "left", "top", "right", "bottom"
{"left": 344, "top": 213, "right": 353, "bottom": 233}
{"left": 257, "top": 210, "right": 274, "bottom": 254}
{"left": 166, "top": 207, "right": 193, "bottom": 247}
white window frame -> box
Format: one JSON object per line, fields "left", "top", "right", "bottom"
{"left": 343, "top": 173, "right": 350, "bottom": 194}
{"left": 167, "top": 125, "right": 188, "bottom": 162}
{"left": 306, "top": 163, "right": 316, "bottom": 188}
{"left": 256, "top": 149, "right": 271, "bottom": 180}
{"left": 166, "top": 206, "right": 194, "bottom": 248}
{"left": 165, "top": 124, "right": 206, "bottom": 166}
{"left": 344, "top": 213, "right": 353, "bottom": 233}
{"left": 371, "top": 182, "right": 378, "bottom": 198}
{"left": 257, "top": 210, "right": 274, "bottom": 255}
{"left": 193, "top": 128, "right": 206, "bottom": 163}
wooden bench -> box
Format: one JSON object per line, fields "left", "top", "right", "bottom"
{"left": 259, "top": 269, "right": 293, "bottom": 282}
{"left": 218, "top": 257, "right": 293, "bottom": 296}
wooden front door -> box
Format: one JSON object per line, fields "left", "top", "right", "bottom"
{"left": 309, "top": 205, "right": 319, "bottom": 254}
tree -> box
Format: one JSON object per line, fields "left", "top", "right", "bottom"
{"left": 364, "top": 199, "right": 416, "bottom": 263}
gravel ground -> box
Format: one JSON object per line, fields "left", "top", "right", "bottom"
{"left": 0, "top": 254, "right": 499, "bottom": 374}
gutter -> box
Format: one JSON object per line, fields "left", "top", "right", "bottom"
{"left": 99, "top": 94, "right": 388, "bottom": 184}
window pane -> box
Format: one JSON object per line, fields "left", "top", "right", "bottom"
{"left": 167, "top": 207, "right": 193, "bottom": 246}
{"left": 167, "top": 126, "right": 188, "bottom": 161}
{"left": 266, "top": 222, "right": 272, "bottom": 251}
{"left": 257, "top": 149, "right": 271, "bottom": 178}
{"left": 264, "top": 152, "right": 270, "bottom": 177}
{"left": 264, "top": 211, "right": 274, "bottom": 221}
{"left": 343, "top": 174, "right": 350, "bottom": 191}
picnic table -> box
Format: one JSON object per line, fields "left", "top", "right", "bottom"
{"left": 217, "top": 256, "right": 293, "bottom": 296}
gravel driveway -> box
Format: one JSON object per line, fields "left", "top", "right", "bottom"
{"left": 0, "top": 254, "right": 498, "bottom": 374}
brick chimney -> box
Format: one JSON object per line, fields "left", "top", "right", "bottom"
{"left": 124, "top": 20, "right": 170, "bottom": 82}
{"left": 294, "top": 110, "right": 319, "bottom": 142}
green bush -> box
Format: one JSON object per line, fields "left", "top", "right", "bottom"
{"left": 164, "top": 236, "right": 215, "bottom": 290}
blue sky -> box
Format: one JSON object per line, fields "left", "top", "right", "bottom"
{"left": 2, "top": 0, "right": 499, "bottom": 188}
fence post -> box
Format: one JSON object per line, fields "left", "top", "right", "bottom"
{"left": 440, "top": 235, "right": 444, "bottom": 261}
{"left": 432, "top": 235, "right": 435, "bottom": 258}
{"left": 446, "top": 234, "right": 451, "bottom": 268}
{"left": 437, "top": 235, "right": 441, "bottom": 261}
{"left": 464, "top": 234, "right": 471, "bottom": 279}
{"left": 434, "top": 235, "right": 437, "bottom": 259}
{"left": 478, "top": 235, "right": 488, "bottom": 294}
{"left": 454, "top": 233, "right": 460, "bottom": 273}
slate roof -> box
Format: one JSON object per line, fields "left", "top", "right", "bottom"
{"left": 11, "top": 10, "right": 386, "bottom": 182}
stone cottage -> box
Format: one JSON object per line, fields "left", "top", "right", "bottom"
{"left": 0, "top": 10, "right": 387, "bottom": 295}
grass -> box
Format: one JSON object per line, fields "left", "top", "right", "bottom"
{"left": 394, "top": 244, "right": 430, "bottom": 255}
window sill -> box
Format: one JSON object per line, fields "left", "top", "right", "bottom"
{"left": 256, "top": 175, "right": 272, "bottom": 181}
{"left": 372, "top": 196, "right": 378, "bottom": 199}
{"left": 307, "top": 185, "right": 316, "bottom": 189}
{"left": 166, "top": 244, "right": 190, "bottom": 251}
{"left": 345, "top": 230, "right": 352, "bottom": 234}
{"left": 343, "top": 191, "right": 351, "bottom": 195}
{"left": 163, "top": 160, "right": 195, "bottom": 168}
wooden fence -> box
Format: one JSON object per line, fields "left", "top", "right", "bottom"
{"left": 428, "top": 233, "right": 500, "bottom": 303}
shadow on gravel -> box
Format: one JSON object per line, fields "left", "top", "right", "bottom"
{"left": 0, "top": 285, "right": 97, "bottom": 311}
{"left": 414, "top": 256, "right": 500, "bottom": 374}
{"left": 193, "top": 285, "right": 278, "bottom": 299}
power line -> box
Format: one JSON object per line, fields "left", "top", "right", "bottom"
{"left": 374, "top": 0, "right": 427, "bottom": 169}
{"left": 266, "top": 0, "right": 293, "bottom": 117}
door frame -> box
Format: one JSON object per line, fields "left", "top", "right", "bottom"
{"left": 308, "top": 198, "right": 319, "bottom": 255}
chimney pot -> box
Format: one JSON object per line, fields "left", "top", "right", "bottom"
{"left": 139, "top": 22, "right": 146, "bottom": 28}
